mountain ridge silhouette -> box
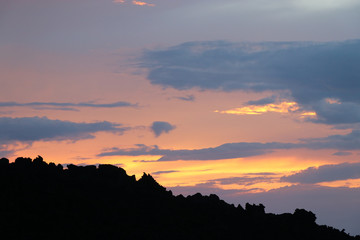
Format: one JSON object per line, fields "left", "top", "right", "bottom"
{"left": 0, "top": 156, "right": 358, "bottom": 240}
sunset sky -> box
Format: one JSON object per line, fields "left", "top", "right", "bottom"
{"left": 1, "top": 0, "right": 360, "bottom": 235}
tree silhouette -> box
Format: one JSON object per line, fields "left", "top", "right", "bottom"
{"left": 0, "top": 156, "right": 358, "bottom": 240}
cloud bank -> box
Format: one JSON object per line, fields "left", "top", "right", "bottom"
{"left": 98, "top": 142, "right": 292, "bottom": 160}
{"left": 98, "top": 130, "right": 360, "bottom": 161}
{"left": 140, "top": 40, "right": 360, "bottom": 125}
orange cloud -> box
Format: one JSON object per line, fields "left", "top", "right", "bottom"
{"left": 215, "top": 102, "right": 299, "bottom": 115}
{"left": 113, "top": 0, "right": 155, "bottom": 6}
{"left": 325, "top": 98, "right": 341, "bottom": 104}
{"left": 215, "top": 101, "right": 317, "bottom": 118}
{"left": 132, "top": 0, "right": 155, "bottom": 6}
{"left": 300, "top": 111, "right": 317, "bottom": 118}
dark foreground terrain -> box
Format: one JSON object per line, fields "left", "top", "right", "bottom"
{"left": 0, "top": 156, "right": 358, "bottom": 240}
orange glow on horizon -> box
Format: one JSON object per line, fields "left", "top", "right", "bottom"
{"left": 13, "top": 144, "right": 358, "bottom": 194}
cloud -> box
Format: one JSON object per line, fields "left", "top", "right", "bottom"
{"left": 113, "top": 0, "right": 155, "bottom": 6}
{"left": 132, "top": 1, "right": 155, "bottom": 7}
{"left": 98, "top": 130, "right": 360, "bottom": 161}
{"left": 152, "top": 170, "right": 179, "bottom": 175}
{"left": 281, "top": 162, "right": 360, "bottom": 184}
{"left": 140, "top": 40, "right": 360, "bottom": 124}
{"left": 0, "top": 101, "right": 137, "bottom": 110}
{"left": 215, "top": 101, "right": 300, "bottom": 115}
{"left": 150, "top": 121, "right": 176, "bottom": 137}
{"left": 310, "top": 100, "right": 360, "bottom": 124}
{"left": 212, "top": 176, "right": 276, "bottom": 186}
{"left": 301, "top": 130, "right": 360, "bottom": 151}
{"left": 333, "top": 151, "right": 352, "bottom": 156}
{"left": 245, "top": 96, "right": 278, "bottom": 106}
{"left": 0, "top": 148, "right": 14, "bottom": 158}
{"left": 0, "top": 117, "right": 128, "bottom": 143}
{"left": 174, "top": 94, "right": 195, "bottom": 102}
{"left": 32, "top": 107, "right": 80, "bottom": 112}
{"left": 246, "top": 172, "right": 278, "bottom": 176}
{"left": 98, "top": 142, "right": 294, "bottom": 160}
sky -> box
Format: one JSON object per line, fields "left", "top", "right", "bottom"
{"left": 1, "top": 0, "right": 360, "bottom": 235}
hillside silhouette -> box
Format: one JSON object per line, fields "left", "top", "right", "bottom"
{"left": 0, "top": 156, "right": 358, "bottom": 240}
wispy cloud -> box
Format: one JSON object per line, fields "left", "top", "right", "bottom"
{"left": 0, "top": 101, "right": 137, "bottom": 111}
{"left": 152, "top": 170, "right": 179, "bottom": 175}
{"left": 333, "top": 151, "right": 353, "bottom": 156}
{"left": 174, "top": 94, "right": 195, "bottom": 102}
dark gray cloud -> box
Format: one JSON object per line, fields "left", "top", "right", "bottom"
{"left": 310, "top": 100, "right": 360, "bottom": 124}
{"left": 0, "top": 117, "right": 128, "bottom": 142}
{"left": 98, "top": 130, "right": 359, "bottom": 161}
{"left": 150, "top": 121, "right": 176, "bottom": 137}
{"left": 0, "top": 101, "right": 137, "bottom": 110}
{"left": 301, "top": 130, "right": 360, "bottom": 151}
{"left": 246, "top": 95, "right": 278, "bottom": 106}
{"left": 174, "top": 95, "right": 195, "bottom": 102}
{"left": 152, "top": 170, "right": 179, "bottom": 175}
{"left": 212, "top": 176, "right": 275, "bottom": 186}
{"left": 140, "top": 40, "right": 360, "bottom": 125}
{"left": 333, "top": 151, "right": 352, "bottom": 156}
{"left": 32, "top": 107, "right": 79, "bottom": 111}
{"left": 246, "top": 172, "right": 277, "bottom": 176}
{"left": 281, "top": 162, "right": 360, "bottom": 184}
{"left": 98, "top": 142, "right": 294, "bottom": 160}
{"left": 0, "top": 149, "right": 14, "bottom": 158}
